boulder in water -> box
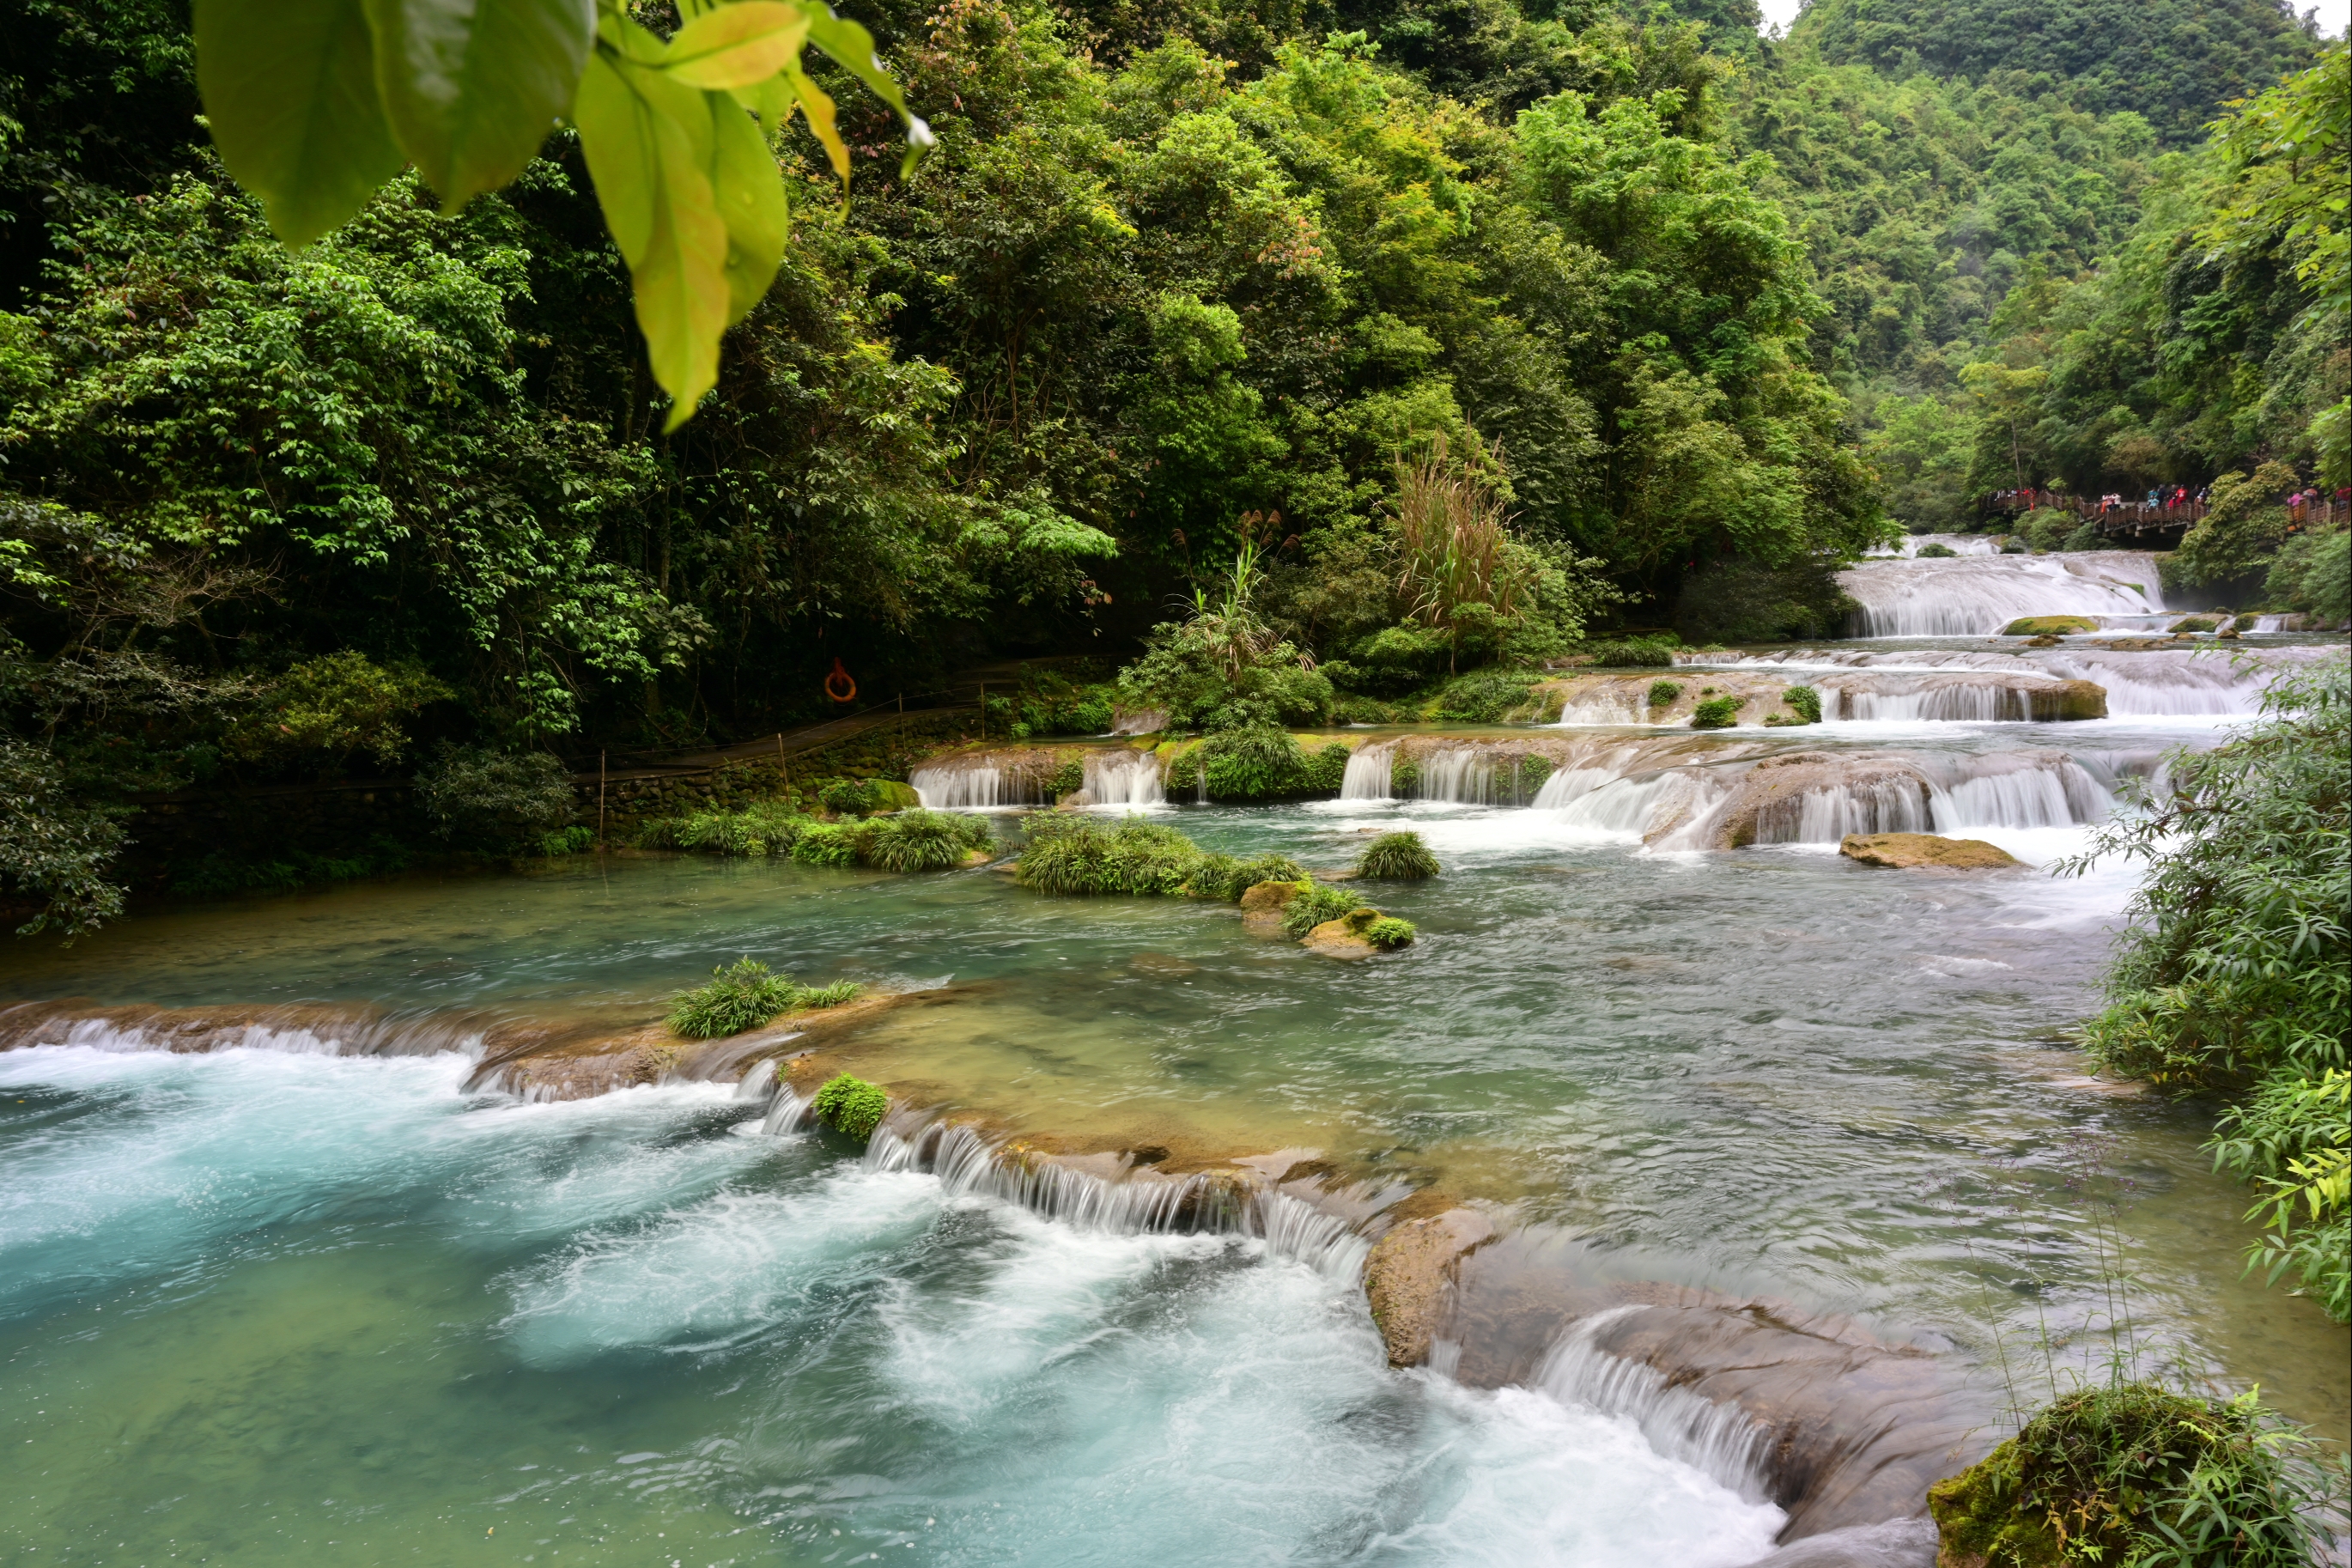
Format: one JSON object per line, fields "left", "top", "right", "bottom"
{"left": 1239, "top": 878, "right": 1301, "bottom": 934}
{"left": 1364, "top": 1206, "right": 1494, "bottom": 1367}
{"left": 2025, "top": 679, "right": 2106, "bottom": 720}
{"left": 1840, "top": 833, "right": 2021, "bottom": 870}
{"left": 2001, "top": 615, "right": 2097, "bottom": 636}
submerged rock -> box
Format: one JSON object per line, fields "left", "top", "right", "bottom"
{"left": 1840, "top": 833, "right": 2021, "bottom": 870}
{"left": 1363, "top": 1207, "right": 1494, "bottom": 1367}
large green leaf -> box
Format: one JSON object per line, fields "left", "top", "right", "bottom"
{"left": 194, "top": 0, "right": 404, "bottom": 246}
{"left": 574, "top": 46, "right": 730, "bottom": 428}
{"left": 364, "top": 0, "right": 595, "bottom": 212}
{"left": 708, "top": 91, "right": 790, "bottom": 324}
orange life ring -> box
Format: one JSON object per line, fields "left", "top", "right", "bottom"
{"left": 824, "top": 658, "right": 858, "bottom": 704}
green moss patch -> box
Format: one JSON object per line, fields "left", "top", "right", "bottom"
{"left": 2003, "top": 615, "right": 2099, "bottom": 636}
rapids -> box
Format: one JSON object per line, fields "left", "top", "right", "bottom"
{"left": 1837, "top": 550, "right": 2166, "bottom": 635}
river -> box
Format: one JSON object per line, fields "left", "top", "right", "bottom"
{"left": 3, "top": 564, "right": 2346, "bottom": 1567}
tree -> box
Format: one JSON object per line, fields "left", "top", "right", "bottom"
{"left": 190, "top": 0, "right": 929, "bottom": 423}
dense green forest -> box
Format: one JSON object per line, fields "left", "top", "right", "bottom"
{"left": 0, "top": 0, "right": 2344, "bottom": 932}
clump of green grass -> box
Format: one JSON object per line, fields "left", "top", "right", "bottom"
{"left": 811, "top": 1073, "right": 890, "bottom": 1140}
{"left": 864, "top": 809, "right": 992, "bottom": 871}
{"left": 668, "top": 959, "right": 799, "bottom": 1038}
{"left": 665, "top": 958, "right": 861, "bottom": 1038}
{"left": 1015, "top": 814, "right": 1200, "bottom": 895}
{"left": 1362, "top": 915, "right": 1416, "bottom": 950}
{"left": 789, "top": 822, "right": 866, "bottom": 867}
{"left": 1781, "top": 684, "right": 1822, "bottom": 725}
{"left": 1280, "top": 881, "right": 1370, "bottom": 938}
{"left": 1929, "top": 1383, "right": 2332, "bottom": 1568}
{"left": 1646, "top": 679, "right": 1682, "bottom": 708}
{"left": 1586, "top": 635, "right": 1682, "bottom": 667}
{"left": 1355, "top": 831, "right": 1440, "bottom": 880}
{"left": 1690, "top": 696, "right": 1742, "bottom": 730}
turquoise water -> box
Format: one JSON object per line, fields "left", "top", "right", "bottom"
{"left": 3, "top": 722, "right": 2346, "bottom": 1565}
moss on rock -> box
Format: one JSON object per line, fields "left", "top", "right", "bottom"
{"left": 2026, "top": 680, "right": 2107, "bottom": 721}
{"left": 2002, "top": 615, "right": 2098, "bottom": 636}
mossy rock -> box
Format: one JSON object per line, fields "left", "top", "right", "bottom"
{"left": 1841, "top": 832, "right": 2021, "bottom": 869}
{"left": 1928, "top": 1384, "right": 2309, "bottom": 1568}
{"left": 2002, "top": 616, "right": 2097, "bottom": 636}
{"left": 866, "top": 779, "right": 922, "bottom": 812}
{"left": 2025, "top": 680, "right": 2106, "bottom": 721}
{"left": 1303, "top": 915, "right": 1379, "bottom": 958}
{"left": 1239, "top": 878, "right": 1301, "bottom": 935}
{"left": 2167, "top": 615, "right": 2221, "bottom": 633}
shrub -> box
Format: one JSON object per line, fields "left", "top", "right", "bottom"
{"left": 1915, "top": 542, "right": 1958, "bottom": 558}
{"left": 1431, "top": 667, "right": 1535, "bottom": 723}
{"left": 1646, "top": 679, "right": 1683, "bottom": 708}
{"left": 1391, "top": 754, "right": 1421, "bottom": 795}
{"left": 864, "top": 809, "right": 989, "bottom": 872}
{"left": 1185, "top": 851, "right": 1306, "bottom": 903}
{"left": 0, "top": 736, "right": 128, "bottom": 938}
{"left": 1781, "top": 685, "right": 1822, "bottom": 725}
{"left": 1516, "top": 755, "right": 1553, "bottom": 798}
{"left": 1362, "top": 915, "right": 1416, "bottom": 950}
{"left": 224, "top": 651, "right": 453, "bottom": 771}
{"left": 817, "top": 777, "right": 873, "bottom": 816}
{"left": 541, "top": 824, "right": 598, "bottom": 856}
{"left": 1046, "top": 757, "right": 1084, "bottom": 799}
{"left": 1586, "top": 635, "right": 1681, "bottom": 667}
{"left": 1199, "top": 724, "right": 1310, "bottom": 800}
{"left": 789, "top": 822, "right": 866, "bottom": 867}
{"left": 1280, "top": 881, "right": 1368, "bottom": 938}
{"left": 811, "top": 1073, "right": 890, "bottom": 1140}
{"left": 1016, "top": 814, "right": 1200, "bottom": 895}
{"left": 677, "top": 800, "right": 811, "bottom": 856}
{"left": 799, "top": 980, "right": 863, "bottom": 1008}
{"left": 2264, "top": 528, "right": 2350, "bottom": 623}
{"left": 1302, "top": 741, "right": 1352, "bottom": 793}
{"left": 2062, "top": 663, "right": 2349, "bottom": 1317}
{"left": 1690, "top": 696, "right": 1741, "bottom": 729}
{"left": 416, "top": 745, "right": 575, "bottom": 851}
{"left": 1928, "top": 1383, "right": 2331, "bottom": 1568}
{"left": 1356, "top": 831, "right": 1440, "bottom": 879}
{"left": 668, "top": 958, "right": 802, "bottom": 1038}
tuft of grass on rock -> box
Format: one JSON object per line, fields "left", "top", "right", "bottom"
{"left": 1355, "top": 831, "right": 1440, "bottom": 880}
{"left": 1362, "top": 915, "right": 1416, "bottom": 949}
{"left": 1646, "top": 679, "right": 1682, "bottom": 708}
{"left": 668, "top": 958, "right": 802, "bottom": 1038}
{"left": 1280, "top": 881, "right": 1369, "bottom": 939}
{"left": 666, "top": 959, "right": 861, "bottom": 1038}
{"left": 1690, "top": 696, "right": 1742, "bottom": 730}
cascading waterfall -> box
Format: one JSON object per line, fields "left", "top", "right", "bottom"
{"left": 1817, "top": 673, "right": 2041, "bottom": 722}
{"left": 1836, "top": 550, "right": 2165, "bottom": 636}
{"left": 1340, "top": 742, "right": 1395, "bottom": 801}
{"left": 1082, "top": 750, "right": 1165, "bottom": 808}
{"left": 1682, "top": 642, "right": 2325, "bottom": 717}
{"left": 1413, "top": 747, "right": 1501, "bottom": 805}
{"left": 1536, "top": 1306, "right": 1775, "bottom": 1505}
{"left": 855, "top": 1116, "right": 1371, "bottom": 1279}
{"left": 910, "top": 760, "right": 1032, "bottom": 809}
{"left": 1867, "top": 533, "right": 2003, "bottom": 558}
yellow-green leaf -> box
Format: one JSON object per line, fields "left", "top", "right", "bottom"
{"left": 195, "top": 0, "right": 403, "bottom": 247}
{"left": 363, "top": 0, "right": 594, "bottom": 213}
{"left": 798, "top": 3, "right": 933, "bottom": 177}
{"left": 784, "top": 65, "right": 848, "bottom": 189}
{"left": 663, "top": 2, "right": 810, "bottom": 90}
{"left": 708, "top": 92, "right": 789, "bottom": 323}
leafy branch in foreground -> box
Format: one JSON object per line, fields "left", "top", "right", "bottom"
{"left": 192, "top": 0, "right": 931, "bottom": 427}
{"left": 2058, "top": 659, "right": 2349, "bottom": 1318}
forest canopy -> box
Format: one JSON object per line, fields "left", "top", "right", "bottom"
{"left": 0, "top": 0, "right": 2344, "bottom": 932}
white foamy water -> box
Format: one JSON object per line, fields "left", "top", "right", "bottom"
{"left": 1688, "top": 643, "right": 2335, "bottom": 718}
{"left": 1837, "top": 551, "right": 2164, "bottom": 636}
{"left": 0, "top": 1043, "right": 1797, "bottom": 1567}
{"left": 1083, "top": 748, "right": 1165, "bottom": 808}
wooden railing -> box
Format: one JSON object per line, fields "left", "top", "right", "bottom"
{"left": 1976, "top": 492, "right": 2348, "bottom": 537}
